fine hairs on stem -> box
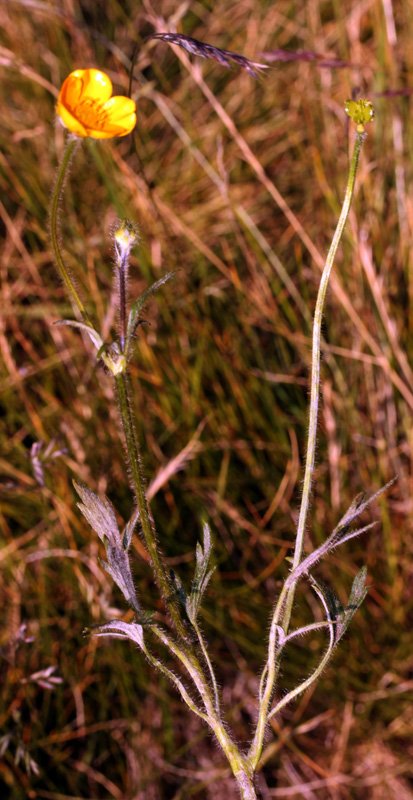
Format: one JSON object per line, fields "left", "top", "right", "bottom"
{"left": 50, "top": 55, "right": 382, "bottom": 799}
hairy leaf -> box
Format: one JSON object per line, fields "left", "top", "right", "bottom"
{"left": 335, "top": 567, "right": 368, "bottom": 642}
{"left": 53, "top": 320, "right": 103, "bottom": 351}
{"left": 169, "top": 569, "right": 187, "bottom": 608}
{"left": 333, "top": 479, "right": 395, "bottom": 540}
{"left": 126, "top": 272, "right": 175, "bottom": 348}
{"left": 74, "top": 481, "right": 140, "bottom": 612}
{"left": 74, "top": 481, "right": 119, "bottom": 545}
{"left": 122, "top": 506, "right": 140, "bottom": 551}
{"left": 186, "top": 523, "right": 215, "bottom": 623}
{"left": 310, "top": 569, "right": 368, "bottom": 645}
{"left": 91, "top": 619, "right": 144, "bottom": 649}
{"left": 286, "top": 479, "right": 394, "bottom": 588}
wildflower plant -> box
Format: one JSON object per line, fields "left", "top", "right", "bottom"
{"left": 49, "top": 48, "right": 384, "bottom": 799}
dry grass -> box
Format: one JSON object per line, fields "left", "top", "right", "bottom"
{"left": 1, "top": 0, "right": 412, "bottom": 797}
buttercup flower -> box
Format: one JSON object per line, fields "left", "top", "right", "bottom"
{"left": 56, "top": 68, "right": 136, "bottom": 139}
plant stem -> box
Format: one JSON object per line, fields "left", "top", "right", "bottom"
{"left": 233, "top": 769, "right": 258, "bottom": 800}
{"left": 153, "top": 624, "right": 253, "bottom": 797}
{"left": 248, "top": 130, "right": 367, "bottom": 773}
{"left": 118, "top": 253, "right": 127, "bottom": 352}
{"left": 115, "top": 370, "right": 189, "bottom": 642}
{"left": 115, "top": 371, "right": 255, "bottom": 796}
{"left": 193, "top": 619, "right": 220, "bottom": 714}
{"left": 212, "top": 727, "right": 257, "bottom": 800}
{"left": 281, "top": 129, "right": 366, "bottom": 633}
{"left": 50, "top": 137, "right": 93, "bottom": 326}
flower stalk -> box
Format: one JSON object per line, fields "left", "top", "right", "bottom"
{"left": 282, "top": 128, "right": 367, "bottom": 632}
{"left": 114, "top": 369, "right": 190, "bottom": 642}
{"left": 248, "top": 124, "right": 369, "bottom": 772}
{"left": 50, "top": 138, "right": 92, "bottom": 325}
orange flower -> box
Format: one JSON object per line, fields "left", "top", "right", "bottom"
{"left": 56, "top": 68, "right": 136, "bottom": 139}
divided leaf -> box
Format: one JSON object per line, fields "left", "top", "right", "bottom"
{"left": 126, "top": 272, "right": 175, "bottom": 347}
{"left": 310, "top": 568, "right": 368, "bottom": 645}
{"left": 335, "top": 566, "right": 368, "bottom": 642}
{"left": 90, "top": 619, "right": 144, "bottom": 649}
{"left": 186, "top": 523, "right": 215, "bottom": 624}
{"left": 286, "top": 479, "right": 394, "bottom": 588}
{"left": 74, "top": 481, "right": 140, "bottom": 613}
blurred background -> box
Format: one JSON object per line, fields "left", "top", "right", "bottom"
{"left": 1, "top": 1, "right": 412, "bottom": 797}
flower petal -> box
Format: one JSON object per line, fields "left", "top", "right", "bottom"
{"left": 59, "top": 72, "right": 83, "bottom": 109}
{"left": 101, "top": 96, "right": 137, "bottom": 121}
{"left": 83, "top": 116, "right": 136, "bottom": 138}
{"left": 77, "top": 69, "right": 113, "bottom": 103}
{"left": 56, "top": 101, "right": 88, "bottom": 137}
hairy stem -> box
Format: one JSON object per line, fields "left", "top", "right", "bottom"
{"left": 118, "top": 253, "right": 127, "bottom": 352}
{"left": 193, "top": 619, "right": 220, "bottom": 714}
{"left": 282, "top": 129, "right": 367, "bottom": 632}
{"left": 115, "top": 370, "right": 189, "bottom": 642}
{"left": 50, "top": 137, "right": 92, "bottom": 325}
{"left": 233, "top": 770, "right": 258, "bottom": 800}
{"left": 153, "top": 627, "right": 255, "bottom": 797}
{"left": 248, "top": 130, "right": 367, "bottom": 772}
{"left": 114, "top": 353, "right": 254, "bottom": 787}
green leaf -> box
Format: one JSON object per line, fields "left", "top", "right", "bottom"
{"left": 53, "top": 320, "right": 103, "bottom": 351}
{"left": 122, "top": 506, "right": 140, "bottom": 550}
{"left": 126, "top": 272, "right": 175, "bottom": 350}
{"left": 311, "top": 568, "right": 368, "bottom": 645}
{"left": 334, "top": 566, "right": 368, "bottom": 642}
{"left": 186, "top": 523, "right": 215, "bottom": 623}
{"left": 169, "top": 569, "right": 187, "bottom": 607}
{"left": 309, "top": 575, "right": 343, "bottom": 625}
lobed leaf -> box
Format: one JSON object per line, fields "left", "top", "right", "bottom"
{"left": 74, "top": 481, "right": 119, "bottom": 545}
{"left": 285, "top": 480, "right": 395, "bottom": 589}
{"left": 186, "top": 523, "right": 215, "bottom": 623}
{"left": 91, "top": 619, "right": 144, "bottom": 649}
{"left": 74, "top": 481, "right": 140, "bottom": 612}
{"left": 125, "top": 272, "right": 175, "bottom": 359}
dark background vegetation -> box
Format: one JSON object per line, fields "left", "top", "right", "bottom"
{"left": 1, "top": 0, "right": 412, "bottom": 797}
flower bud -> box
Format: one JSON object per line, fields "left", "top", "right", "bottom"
{"left": 113, "top": 221, "right": 139, "bottom": 262}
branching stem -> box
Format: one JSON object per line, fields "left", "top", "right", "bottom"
{"left": 248, "top": 130, "right": 367, "bottom": 773}
{"left": 282, "top": 129, "right": 366, "bottom": 632}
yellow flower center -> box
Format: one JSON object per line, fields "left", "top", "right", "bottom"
{"left": 75, "top": 97, "right": 110, "bottom": 129}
